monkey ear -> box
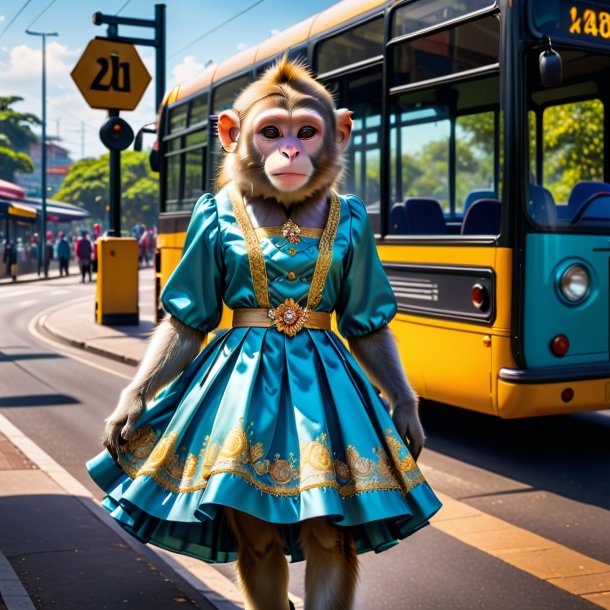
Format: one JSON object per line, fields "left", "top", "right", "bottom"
{"left": 218, "top": 110, "right": 241, "bottom": 153}
{"left": 335, "top": 108, "right": 353, "bottom": 151}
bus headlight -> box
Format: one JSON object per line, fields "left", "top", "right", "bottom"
{"left": 559, "top": 264, "right": 590, "bottom": 303}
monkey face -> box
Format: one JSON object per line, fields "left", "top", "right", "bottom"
{"left": 251, "top": 108, "right": 325, "bottom": 193}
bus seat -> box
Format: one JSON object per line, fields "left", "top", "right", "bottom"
{"left": 528, "top": 185, "right": 557, "bottom": 225}
{"left": 463, "top": 189, "right": 497, "bottom": 213}
{"left": 403, "top": 197, "right": 447, "bottom": 235}
{"left": 563, "top": 181, "right": 610, "bottom": 219}
{"left": 460, "top": 198, "right": 501, "bottom": 235}
{"left": 389, "top": 202, "right": 408, "bottom": 234}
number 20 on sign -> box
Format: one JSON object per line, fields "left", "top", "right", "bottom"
{"left": 71, "top": 38, "right": 152, "bottom": 111}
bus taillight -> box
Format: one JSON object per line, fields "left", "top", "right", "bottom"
{"left": 550, "top": 334, "right": 570, "bottom": 357}
{"left": 471, "top": 283, "right": 489, "bottom": 311}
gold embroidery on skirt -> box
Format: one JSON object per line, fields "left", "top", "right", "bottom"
{"left": 116, "top": 423, "right": 427, "bottom": 497}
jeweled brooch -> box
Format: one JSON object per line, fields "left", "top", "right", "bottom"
{"left": 267, "top": 298, "right": 309, "bottom": 336}
{"left": 281, "top": 219, "right": 301, "bottom": 244}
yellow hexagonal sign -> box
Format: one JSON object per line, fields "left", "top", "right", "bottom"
{"left": 71, "top": 38, "right": 151, "bottom": 111}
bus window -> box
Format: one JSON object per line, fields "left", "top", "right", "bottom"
{"left": 169, "top": 104, "right": 188, "bottom": 133}
{"left": 163, "top": 95, "right": 209, "bottom": 212}
{"left": 526, "top": 44, "right": 610, "bottom": 230}
{"left": 455, "top": 111, "right": 496, "bottom": 214}
{"left": 392, "top": 0, "right": 497, "bottom": 38}
{"left": 211, "top": 75, "right": 251, "bottom": 114}
{"left": 322, "top": 66, "right": 382, "bottom": 232}
{"left": 542, "top": 99, "right": 604, "bottom": 221}
{"left": 389, "top": 75, "right": 501, "bottom": 235}
{"left": 315, "top": 17, "right": 383, "bottom": 75}
{"left": 190, "top": 94, "right": 209, "bottom": 126}
{"left": 390, "top": 104, "right": 450, "bottom": 217}
{"left": 391, "top": 15, "right": 500, "bottom": 88}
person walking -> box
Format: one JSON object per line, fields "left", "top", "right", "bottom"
{"left": 43, "top": 231, "right": 54, "bottom": 278}
{"left": 3, "top": 241, "right": 17, "bottom": 281}
{"left": 75, "top": 230, "right": 93, "bottom": 283}
{"left": 56, "top": 232, "right": 70, "bottom": 277}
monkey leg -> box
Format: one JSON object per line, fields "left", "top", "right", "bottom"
{"left": 299, "top": 517, "right": 358, "bottom": 610}
{"left": 225, "top": 508, "right": 290, "bottom": 610}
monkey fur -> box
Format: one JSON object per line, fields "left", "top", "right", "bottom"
{"left": 105, "top": 58, "right": 425, "bottom": 610}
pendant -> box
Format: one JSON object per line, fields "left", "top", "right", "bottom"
{"left": 281, "top": 219, "right": 302, "bottom": 244}
{"left": 267, "top": 298, "right": 309, "bottom": 337}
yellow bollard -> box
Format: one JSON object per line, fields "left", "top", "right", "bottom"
{"left": 95, "top": 236, "right": 139, "bottom": 325}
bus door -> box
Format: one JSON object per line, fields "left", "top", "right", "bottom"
{"left": 380, "top": 1, "right": 505, "bottom": 414}
{"left": 509, "top": 0, "right": 610, "bottom": 415}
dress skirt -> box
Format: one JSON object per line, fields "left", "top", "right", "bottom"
{"left": 87, "top": 326, "right": 442, "bottom": 563}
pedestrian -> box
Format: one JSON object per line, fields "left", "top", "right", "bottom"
{"left": 138, "top": 225, "right": 151, "bottom": 266}
{"left": 43, "top": 231, "right": 54, "bottom": 278}
{"left": 75, "top": 230, "right": 92, "bottom": 283}
{"left": 3, "top": 241, "right": 17, "bottom": 281}
{"left": 92, "top": 223, "right": 102, "bottom": 273}
{"left": 56, "top": 232, "right": 70, "bottom": 277}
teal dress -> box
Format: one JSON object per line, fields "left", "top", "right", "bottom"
{"left": 87, "top": 185, "right": 441, "bottom": 563}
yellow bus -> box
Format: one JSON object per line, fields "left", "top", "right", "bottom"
{"left": 152, "top": 0, "right": 610, "bottom": 418}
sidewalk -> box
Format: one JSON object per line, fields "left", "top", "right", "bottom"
{"left": 0, "top": 292, "right": 238, "bottom": 610}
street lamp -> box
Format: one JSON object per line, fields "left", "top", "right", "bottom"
{"left": 26, "top": 29, "right": 58, "bottom": 277}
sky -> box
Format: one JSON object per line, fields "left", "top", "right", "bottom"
{"left": 0, "top": 0, "right": 340, "bottom": 161}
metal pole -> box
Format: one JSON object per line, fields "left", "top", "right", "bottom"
{"left": 26, "top": 29, "right": 58, "bottom": 276}
{"left": 155, "top": 4, "right": 166, "bottom": 114}
{"left": 108, "top": 109, "right": 121, "bottom": 237}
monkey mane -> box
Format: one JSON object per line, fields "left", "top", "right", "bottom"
{"left": 233, "top": 56, "right": 335, "bottom": 123}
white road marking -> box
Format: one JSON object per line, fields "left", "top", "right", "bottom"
{"left": 19, "top": 299, "right": 39, "bottom": 307}
{"left": 0, "top": 289, "right": 32, "bottom": 300}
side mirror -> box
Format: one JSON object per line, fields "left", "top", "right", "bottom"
{"left": 539, "top": 35, "right": 563, "bottom": 87}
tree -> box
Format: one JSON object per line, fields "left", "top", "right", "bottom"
{"left": 0, "top": 134, "right": 35, "bottom": 180}
{"left": 55, "top": 150, "right": 159, "bottom": 231}
{"left": 0, "top": 96, "right": 40, "bottom": 181}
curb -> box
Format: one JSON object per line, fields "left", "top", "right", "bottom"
{"left": 36, "top": 300, "right": 141, "bottom": 367}
{"left": 0, "top": 551, "right": 36, "bottom": 610}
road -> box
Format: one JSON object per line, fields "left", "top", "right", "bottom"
{"left": 1, "top": 274, "right": 609, "bottom": 609}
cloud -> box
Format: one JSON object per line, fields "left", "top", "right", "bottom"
{"left": 237, "top": 42, "right": 247, "bottom": 51}
{"left": 171, "top": 55, "right": 204, "bottom": 83}
{"left": 270, "top": 29, "right": 280, "bottom": 36}
{"left": 0, "top": 42, "right": 77, "bottom": 87}
{"left": 0, "top": 16, "right": 5, "bottom": 23}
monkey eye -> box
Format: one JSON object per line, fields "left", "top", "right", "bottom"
{"left": 261, "top": 126, "right": 280, "bottom": 139}
{"left": 297, "top": 126, "right": 317, "bottom": 139}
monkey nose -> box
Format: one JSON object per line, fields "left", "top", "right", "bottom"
{"left": 281, "top": 147, "right": 299, "bottom": 160}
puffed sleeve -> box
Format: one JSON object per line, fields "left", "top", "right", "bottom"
{"left": 161, "top": 193, "right": 224, "bottom": 332}
{"left": 336, "top": 195, "right": 397, "bottom": 338}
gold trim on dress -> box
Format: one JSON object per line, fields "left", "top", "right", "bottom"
{"left": 255, "top": 226, "right": 323, "bottom": 240}
{"left": 116, "top": 424, "right": 427, "bottom": 497}
{"left": 307, "top": 191, "right": 341, "bottom": 310}
{"left": 229, "top": 184, "right": 271, "bottom": 308}
{"left": 227, "top": 183, "right": 341, "bottom": 316}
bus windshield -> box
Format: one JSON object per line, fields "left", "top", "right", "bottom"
{"left": 526, "top": 46, "right": 610, "bottom": 232}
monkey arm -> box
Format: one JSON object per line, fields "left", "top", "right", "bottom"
{"left": 347, "top": 325, "right": 425, "bottom": 460}
{"left": 103, "top": 316, "right": 205, "bottom": 456}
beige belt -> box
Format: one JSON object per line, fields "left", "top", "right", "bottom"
{"left": 232, "top": 302, "right": 331, "bottom": 336}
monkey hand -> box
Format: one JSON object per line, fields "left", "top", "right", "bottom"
{"left": 102, "top": 386, "right": 145, "bottom": 459}
{"left": 392, "top": 396, "right": 425, "bottom": 462}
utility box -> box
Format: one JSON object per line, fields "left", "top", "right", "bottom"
{"left": 95, "top": 236, "right": 139, "bottom": 325}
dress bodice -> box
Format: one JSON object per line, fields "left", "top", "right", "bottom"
{"left": 161, "top": 186, "right": 397, "bottom": 338}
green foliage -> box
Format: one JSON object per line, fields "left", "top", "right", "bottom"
{"left": 541, "top": 100, "right": 603, "bottom": 203}
{"left": 55, "top": 150, "right": 159, "bottom": 230}
{"left": 0, "top": 96, "right": 40, "bottom": 181}
{"left": 0, "top": 146, "right": 35, "bottom": 179}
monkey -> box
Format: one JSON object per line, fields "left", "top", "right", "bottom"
{"left": 93, "top": 58, "right": 440, "bottom": 610}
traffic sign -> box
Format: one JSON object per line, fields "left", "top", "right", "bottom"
{"left": 71, "top": 38, "right": 151, "bottom": 111}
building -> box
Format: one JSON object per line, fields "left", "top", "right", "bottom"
{"left": 15, "top": 139, "right": 73, "bottom": 198}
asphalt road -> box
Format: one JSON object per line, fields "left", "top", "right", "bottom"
{"left": 1, "top": 273, "right": 608, "bottom": 610}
